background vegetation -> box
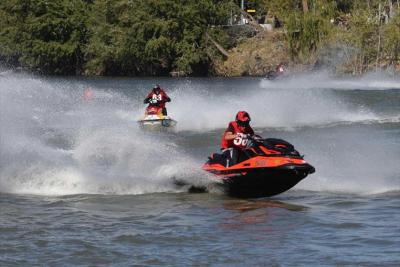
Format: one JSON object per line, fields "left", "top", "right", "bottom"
{"left": 0, "top": 0, "right": 399, "bottom": 76}
{"left": 261, "top": 0, "right": 400, "bottom": 74}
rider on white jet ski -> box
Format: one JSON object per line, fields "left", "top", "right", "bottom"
{"left": 143, "top": 85, "right": 171, "bottom": 116}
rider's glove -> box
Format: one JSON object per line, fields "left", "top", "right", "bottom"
{"left": 253, "top": 135, "right": 262, "bottom": 140}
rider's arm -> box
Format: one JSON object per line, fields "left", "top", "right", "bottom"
{"left": 249, "top": 126, "right": 263, "bottom": 140}
{"left": 224, "top": 123, "right": 237, "bottom": 140}
{"left": 144, "top": 91, "right": 153, "bottom": 104}
{"left": 224, "top": 131, "right": 238, "bottom": 140}
{"left": 247, "top": 127, "right": 263, "bottom": 140}
{"left": 248, "top": 127, "right": 255, "bottom": 136}
{"left": 162, "top": 91, "right": 171, "bottom": 102}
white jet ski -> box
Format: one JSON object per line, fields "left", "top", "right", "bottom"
{"left": 137, "top": 105, "right": 177, "bottom": 131}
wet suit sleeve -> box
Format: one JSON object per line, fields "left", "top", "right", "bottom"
{"left": 161, "top": 90, "right": 171, "bottom": 102}
{"left": 144, "top": 91, "right": 152, "bottom": 104}
{"left": 227, "top": 122, "right": 235, "bottom": 133}
{"left": 248, "top": 127, "right": 254, "bottom": 136}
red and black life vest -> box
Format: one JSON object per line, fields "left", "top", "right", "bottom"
{"left": 145, "top": 89, "right": 170, "bottom": 108}
{"left": 221, "top": 121, "right": 254, "bottom": 149}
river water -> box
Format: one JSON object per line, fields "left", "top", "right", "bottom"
{"left": 0, "top": 72, "right": 399, "bottom": 266}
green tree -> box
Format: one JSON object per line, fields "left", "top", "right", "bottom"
{"left": 84, "top": 0, "right": 232, "bottom": 76}
{"left": 0, "top": 0, "right": 89, "bottom": 74}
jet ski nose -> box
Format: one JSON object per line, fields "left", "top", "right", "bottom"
{"left": 308, "top": 165, "right": 316, "bottom": 174}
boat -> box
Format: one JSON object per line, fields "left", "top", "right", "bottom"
{"left": 137, "top": 105, "right": 177, "bottom": 131}
{"left": 202, "top": 137, "right": 315, "bottom": 198}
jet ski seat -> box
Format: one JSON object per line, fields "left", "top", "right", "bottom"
{"left": 208, "top": 153, "right": 226, "bottom": 164}
{"left": 208, "top": 148, "right": 253, "bottom": 167}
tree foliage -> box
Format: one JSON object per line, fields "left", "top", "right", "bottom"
{"left": 0, "top": 0, "right": 399, "bottom": 75}
{"left": 0, "top": 0, "right": 88, "bottom": 74}
{"left": 0, "top": 0, "right": 232, "bottom": 75}
{"left": 338, "top": 0, "right": 400, "bottom": 73}
{"left": 265, "top": 0, "right": 400, "bottom": 72}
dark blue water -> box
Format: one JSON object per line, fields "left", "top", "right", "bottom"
{"left": 0, "top": 72, "right": 399, "bottom": 266}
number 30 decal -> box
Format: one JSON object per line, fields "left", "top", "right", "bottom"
{"left": 233, "top": 133, "right": 248, "bottom": 146}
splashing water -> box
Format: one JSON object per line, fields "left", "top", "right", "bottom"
{"left": 0, "top": 74, "right": 206, "bottom": 195}
{"left": 0, "top": 72, "right": 399, "bottom": 195}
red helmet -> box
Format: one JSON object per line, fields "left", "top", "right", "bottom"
{"left": 236, "top": 111, "right": 251, "bottom": 126}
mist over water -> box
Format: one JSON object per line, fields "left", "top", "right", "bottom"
{"left": 261, "top": 71, "right": 400, "bottom": 90}
{"left": 0, "top": 72, "right": 399, "bottom": 196}
{"left": 0, "top": 74, "right": 205, "bottom": 195}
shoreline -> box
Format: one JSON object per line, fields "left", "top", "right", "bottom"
{"left": 2, "top": 67, "right": 399, "bottom": 79}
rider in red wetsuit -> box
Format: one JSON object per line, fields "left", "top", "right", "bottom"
{"left": 143, "top": 85, "right": 171, "bottom": 116}
{"left": 221, "top": 111, "right": 256, "bottom": 166}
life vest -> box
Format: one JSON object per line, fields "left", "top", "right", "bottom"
{"left": 146, "top": 89, "right": 169, "bottom": 108}
{"left": 221, "top": 121, "right": 254, "bottom": 149}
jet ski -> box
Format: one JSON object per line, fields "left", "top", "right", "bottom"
{"left": 137, "top": 104, "right": 177, "bottom": 131}
{"left": 202, "top": 137, "right": 315, "bottom": 198}
{"left": 265, "top": 63, "right": 287, "bottom": 80}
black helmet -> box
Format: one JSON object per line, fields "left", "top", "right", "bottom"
{"left": 153, "top": 84, "right": 161, "bottom": 93}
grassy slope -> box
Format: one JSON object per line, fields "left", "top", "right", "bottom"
{"left": 214, "top": 30, "right": 314, "bottom": 77}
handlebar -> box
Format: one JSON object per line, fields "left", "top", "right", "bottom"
{"left": 245, "top": 135, "right": 264, "bottom": 149}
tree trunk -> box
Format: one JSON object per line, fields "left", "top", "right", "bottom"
{"left": 205, "top": 32, "right": 229, "bottom": 58}
{"left": 376, "top": 2, "right": 382, "bottom": 71}
{"left": 389, "top": 0, "right": 394, "bottom": 19}
{"left": 302, "top": 0, "right": 309, "bottom": 13}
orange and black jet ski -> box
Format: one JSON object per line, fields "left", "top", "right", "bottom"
{"left": 202, "top": 138, "right": 315, "bottom": 198}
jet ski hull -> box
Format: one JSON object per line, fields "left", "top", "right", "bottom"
{"left": 138, "top": 116, "right": 177, "bottom": 131}
{"left": 202, "top": 138, "right": 315, "bottom": 198}
{"left": 214, "top": 164, "right": 314, "bottom": 198}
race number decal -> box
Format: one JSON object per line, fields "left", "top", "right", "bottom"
{"left": 233, "top": 133, "right": 248, "bottom": 147}
{"left": 152, "top": 94, "right": 162, "bottom": 101}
